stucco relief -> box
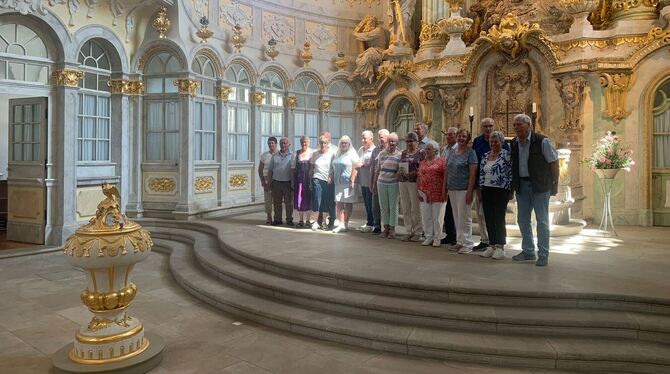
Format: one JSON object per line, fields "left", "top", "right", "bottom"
{"left": 192, "top": 0, "right": 208, "bottom": 18}
{"left": 306, "top": 22, "right": 337, "bottom": 51}
{"left": 263, "top": 12, "right": 294, "bottom": 45}
{"left": 220, "top": 1, "right": 252, "bottom": 28}
{"left": 0, "top": 0, "right": 47, "bottom": 15}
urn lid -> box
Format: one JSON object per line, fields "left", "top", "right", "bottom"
{"left": 64, "top": 183, "right": 152, "bottom": 258}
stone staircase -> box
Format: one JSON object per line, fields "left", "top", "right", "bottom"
{"left": 142, "top": 220, "right": 670, "bottom": 373}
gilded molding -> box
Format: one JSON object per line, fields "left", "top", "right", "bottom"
{"left": 51, "top": 69, "right": 83, "bottom": 87}
{"left": 194, "top": 176, "right": 215, "bottom": 193}
{"left": 81, "top": 283, "right": 137, "bottom": 312}
{"left": 148, "top": 177, "right": 176, "bottom": 193}
{"left": 612, "top": 0, "right": 660, "bottom": 22}
{"left": 87, "top": 313, "right": 132, "bottom": 332}
{"left": 476, "top": 13, "right": 544, "bottom": 61}
{"left": 377, "top": 60, "right": 416, "bottom": 89}
{"left": 599, "top": 72, "right": 635, "bottom": 124}
{"left": 253, "top": 91, "right": 265, "bottom": 105}
{"left": 152, "top": 4, "right": 170, "bottom": 39}
{"left": 286, "top": 96, "right": 298, "bottom": 110}
{"left": 138, "top": 45, "right": 185, "bottom": 71}
{"left": 173, "top": 79, "right": 200, "bottom": 97}
{"left": 107, "top": 79, "right": 145, "bottom": 96}
{"left": 320, "top": 99, "right": 332, "bottom": 112}
{"left": 229, "top": 174, "right": 248, "bottom": 188}
{"left": 414, "top": 56, "right": 468, "bottom": 71}
{"left": 216, "top": 85, "right": 232, "bottom": 102}
{"left": 419, "top": 21, "right": 447, "bottom": 46}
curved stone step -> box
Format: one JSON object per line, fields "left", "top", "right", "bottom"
{"left": 150, "top": 237, "right": 670, "bottom": 373}
{"left": 147, "top": 228, "right": 670, "bottom": 344}
{"left": 141, "top": 220, "right": 670, "bottom": 315}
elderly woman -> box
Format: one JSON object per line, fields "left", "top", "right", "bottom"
{"left": 332, "top": 135, "right": 361, "bottom": 233}
{"left": 398, "top": 132, "right": 424, "bottom": 241}
{"left": 310, "top": 135, "right": 335, "bottom": 231}
{"left": 444, "top": 128, "right": 478, "bottom": 253}
{"left": 479, "top": 131, "right": 512, "bottom": 260}
{"left": 417, "top": 140, "right": 447, "bottom": 247}
{"left": 373, "top": 132, "right": 402, "bottom": 239}
{"left": 294, "top": 136, "right": 315, "bottom": 227}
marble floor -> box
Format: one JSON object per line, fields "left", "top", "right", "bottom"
{"left": 0, "top": 250, "right": 571, "bottom": 374}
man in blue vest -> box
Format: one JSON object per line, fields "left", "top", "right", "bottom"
{"left": 510, "top": 113, "right": 559, "bottom": 267}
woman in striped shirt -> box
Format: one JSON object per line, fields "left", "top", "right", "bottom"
{"left": 372, "top": 132, "right": 402, "bottom": 239}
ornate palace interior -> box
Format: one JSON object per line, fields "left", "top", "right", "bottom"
{"left": 2, "top": 0, "right": 670, "bottom": 373}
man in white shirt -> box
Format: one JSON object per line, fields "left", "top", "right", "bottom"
{"left": 258, "top": 137, "right": 277, "bottom": 224}
{"left": 357, "top": 130, "right": 376, "bottom": 232}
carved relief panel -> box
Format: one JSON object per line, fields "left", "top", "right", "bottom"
{"left": 262, "top": 12, "right": 295, "bottom": 45}
{"left": 439, "top": 86, "right": 469, "bottom": 129}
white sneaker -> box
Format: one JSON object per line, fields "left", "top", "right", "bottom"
{"left": 332, "top": 225, "right": 346, "bottom": 233}
{"left": 432, "top": 239, "right": 441, "bottom": 247}
{"left": 360, "top": 226, "right": 374, "bottom": 233}
{"left": 492, "top": 246, "right": 506, "bottom": 260}
{"left": 448, "top": 244, "right": 463, "bottom": 252}
{"left": 422, "top": 238, "right": 433, "bottom": 246}
{"left": 480, "top": 247, "right": 495, "bottom": 258}
{"left": 458, "top": 247, "right": 473, "bottom": 254}
{"left": 311, "top": 222, "right": 320, "bottom": 231}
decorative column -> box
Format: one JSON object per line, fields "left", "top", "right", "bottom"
{"left": 611, "top": 0, "right": 660, "bottom": 23}
{"left": 173, "top": 78, "right": 199, "bottom": 219}
{"left": 438, "top": 0, "right": 473, "bottom": 56}
{"left": 123, "top": 77, "right": 145, "bottom": 218}
{"left": 53, "top": 184, "right": 163, "bottom": 372}
{"left": 216, "top": 84, "right": 231, "bottom": 206}
{"left": 417, "top": 0, "right": 449, "bottom": 60}
{"left": 48, "top": 67, "right": 82, "bottom": 244}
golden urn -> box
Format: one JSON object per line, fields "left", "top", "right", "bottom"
{"left": 62, "top": 183, "right": 153, "bottom": 364}
{"left": 152, "top": 5, "right": 170, "bottom": 39}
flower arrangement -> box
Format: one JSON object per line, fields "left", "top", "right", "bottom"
{"left": 582, "top": 131, "right": 635, "bottom": 171}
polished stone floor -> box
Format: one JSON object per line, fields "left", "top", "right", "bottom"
{"left": 0, "top": 250, "right": 570, "bottom": 374}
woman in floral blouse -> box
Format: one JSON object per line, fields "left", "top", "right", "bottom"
{"left": 478, "top": 131, "right": 512, "bottom": 260}
{"left": 417, "top": 140, "right": 447, "bottom": 247}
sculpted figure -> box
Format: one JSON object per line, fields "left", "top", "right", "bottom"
{"left": 387, "top": 0, "right": 417, "bottom": 50}
{"left": 352, "top": 16, "right": 386, "bottom": 85}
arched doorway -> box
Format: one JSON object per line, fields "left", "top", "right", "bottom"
{"left": 389, "top": 97, "right": 415, "bottom": 148}
{"left": 652, "top": 78, "right": 670, "bottom": 226}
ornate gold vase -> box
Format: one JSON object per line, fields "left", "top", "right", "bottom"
{"left": 63, "top": 184, "right": 153, "bottom": 364}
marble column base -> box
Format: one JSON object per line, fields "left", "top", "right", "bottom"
{"left": 52, "top": 332, "right": 164, "bottom": 374}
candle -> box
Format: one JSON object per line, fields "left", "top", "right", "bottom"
{"left": 532, "top": 102, "right": 537, "bottom": 113}
{"left": 469, "top": 106, "right": 474, "bottom": 116}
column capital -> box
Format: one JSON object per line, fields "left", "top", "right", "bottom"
{"left": 51, "top": 69, "right": 82, "bottom": 88}
{"left": 173, "top": 79, "right": 200, "bottom": 97}
{"left": 108, "top": 79, "right": 145, "bottom": 96}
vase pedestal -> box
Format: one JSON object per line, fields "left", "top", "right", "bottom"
{"left": 594, "top": 168, "right": 621, "bottom": 236}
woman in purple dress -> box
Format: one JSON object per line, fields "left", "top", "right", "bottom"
{"left": 294, "top": 136, "right": 315, "bottom": 227}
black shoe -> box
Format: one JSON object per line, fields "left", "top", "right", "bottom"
{"left": 286, "top": 220, "right": 295, "bottom": 227}
{"left": 473, "top": 242, "right": 489, "bottom": 251}
{"left": 535, "top": 256, "right": 548, "bottom": 267}
{"left": 271, "top": 220, "right": 282, "bottom": 226}
{"left": 372, "top": 227, "right": 382, "bottom": 234}
{"left": 512, "top": 252, "right": 537, "bottom": 262}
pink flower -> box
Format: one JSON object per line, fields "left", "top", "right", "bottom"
{"left": 607, "top": 148, "right": 614, "bottom": 155}
{"left": 591, "top": 166, "right": 596, "bottom": 172}
{"left": 599, "top": 155, "right": 607, "bottom": 163}
{"left": 606, "top": 159, "right": 612, "bottom": 164}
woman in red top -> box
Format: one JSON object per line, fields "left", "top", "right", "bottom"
{"left": 417, "top": 140, "right": 447, "bottom": 247}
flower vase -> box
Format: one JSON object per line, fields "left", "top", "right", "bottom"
{"left": 594, "top": 168, "right": 620, "bottom": 179}
{"left": 593, "top": 168, "right": 620, "bottom": 235}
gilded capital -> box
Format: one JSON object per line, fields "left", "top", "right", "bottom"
{"left": 173, "top": 79, "right": 200, "bottom": 97}
{"left": 107, "top": 79, "right": 145, "bottom": 96}
{"left": 51, "top": 69, "right": 83, "bottom": 87}
{"left": 320, "top": 99, "right": 332, "bottom": 112}
{"left": 216, "top": 85, "right": 232, "bottom": 102}
{"left": 286, "top": 96, "right": 298, "bottom": 110}
{"left": 253, "top": 91, "right": 265, "bottom": 105}
{"left": 599, "top": 72, "right": 635, "bottom": 124}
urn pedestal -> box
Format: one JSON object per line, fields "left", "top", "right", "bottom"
{"left": 52, "top": 184, "right": 164, "bottom": 373}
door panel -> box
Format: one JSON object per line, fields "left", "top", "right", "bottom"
{"left": 7, "top": 97, "right": 47, "bottom": 244}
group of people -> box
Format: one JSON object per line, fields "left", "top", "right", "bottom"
{"left": 259, "top": 114, "right": 559, "bottom": 267}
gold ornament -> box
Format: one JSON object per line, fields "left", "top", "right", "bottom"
{"left": 266, "top": 38, "right": 279, "bottom": 61}
{"left": 216, "top": 86, "right": 232, "bottom": 103}
{"left": 81, "top": 284, "right": 138, "bottom": 313}
{"left": 286, "top": 96, "right": 298, "bottom": 111}
{"left": 232, "top": 24, "right": 246, "bottom": 53}
{"left": 446, "top": 0, "right": 463, "bottom": 13}
{"left": 611, "top": 0, "right": 659, "bottom": 22}
{"left": 320, "top": 99, "right": 332, "bottom": 112}
{"left": 107, "top": 80, "right": 145, "bottom": 96}
{"left": 173, "top": 79, "right": 200, "bottom": 97}
{"left": 148, "top": 177, "right": 176, "bottom": 193}
{"left": 152, "top": 5, "right": 170, "bottom": 39}
{"left": 335, "top": 52, "right": 347, "bottom": 71}
{"left": 253, "top": 91, "right": 265, "bottom": 106}
{"left": 229, "top": 174, "right": 248, "bottom": 188}
{"left": 194, "top": 176, "right": 214, "bottom": 193}
{"left": 419, "top": 21, "right": 447, "bottom": 45}
{"left": 300, "top": 41, "right": 313, "bottom": 67}
{"left": 377, "top": 60, "right": 416, "bottom": 89}
{"left": 476, "top": 13, "right": 544, "bottom": 60}
{"left": 196, "top": 16, "right": 214, "bottom": 43}
{"left": 600, "top": 72, "right": 635, "bottom": 124}
{"left": 51, "top": 69, "right": 83, "bottom": 87}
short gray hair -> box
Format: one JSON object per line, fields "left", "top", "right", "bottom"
{"left": 405, "top": 132, "right": 418, "bottom": 142}
{"left": 378, "top": 129, "right": 390, "bottom": 136}
{"left": 387, "top": 132, "right": 399, "bottom": 141}
{"left": 425, "top": 139, "right": 440, "bottom": 150}
{"left": 513, "top": 113, "right": 532, "bottom": 127}
{"left": 362, "top": 130, "right": 373, "bottom": 138}
{"left": 481, "top": 117, "right": 495, "bottom": 127}
{"left": 489, "top": 131, "right": 505, "bottom": 143}
{"left": 414, "top": 122, "right": 428, "bottom": 132}
{"left": 447, "top": 126, "right": 458, "bottom": 134}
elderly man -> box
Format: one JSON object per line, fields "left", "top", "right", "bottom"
{"left": 414, "top": 122, "right": 431, "bottom": 150}
{"left": 510, "top": 114, "right": 559, "bottom": 267}
{"left": 267, "top": 137, "right": 295, "bottom": 226}
{"left": 440, "top": 127, "right": 457, "bottom": 245}
{"left": 258, "top": 137, "right": 278, "bottom": 224}
{"left": 369, "top": 129, "right": 389, "bottom": 234}
{"left": 471, "top": 118, "right": 510, "bottom": 251}
{"left": 358, "top": 130, "right": 376, "bottom": 232}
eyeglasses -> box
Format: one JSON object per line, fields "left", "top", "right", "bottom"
{"left": 406, "top": 139, "right": 416, "bottom": 142}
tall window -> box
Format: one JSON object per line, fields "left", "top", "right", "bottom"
{"left": 292, "top": 76, "right": 319, "bottom": 149}
{"left": 77, "top": 40, "right": 111, "bottom": 162}
{"left": 192, "top": 55, "right": 217, "bottom": 161}
{"left": 0, "top": 23, "right": 50, "bottom": 84}
{"left": 327, "top": 80, "right": 355, "bottom": 145}
{"left": 10, "top": 102, "right": 41, "bottom": 161}
{"left": 390, "top": 98, "right": 415, "bottom": 149}
{"left": 259, "top": 71, "right": 284, "bottom": 149}
{"left": 144, "top": 52, "right": 180, "bottom": 161}
{"left": 225, "top": 63, "right": 251, "bottom": 161}
{"left": 653, "top": 79, "right": 670, "bottom": 168}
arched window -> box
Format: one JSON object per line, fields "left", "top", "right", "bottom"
{"left": 0, "top": 23, "right": 50, "bottom": 84}
{"left": 292, "top": 76, "right": 319, "bottom": 148}
{"left": 77, "top": 39, "right": 111, "bottom": 162}
{"left": 653, "top": 78, "right": 670, "bottom": 225}
{"left": 192, "top": 54, "right": 217, "bottom": 161}
{"left": 144, "top": 52, "right": 180, "bottom": 161}
{"left": 259, "top": 70, "right": 285, "bottom": 148}
{"left": 327, "top": 80, "right": 355, "bottom": 145}
{"left": 224, "top": 63, "right": 251, "bottom": 161}
{"left": 390, "top": 98, "right": 415, "bottom": 149}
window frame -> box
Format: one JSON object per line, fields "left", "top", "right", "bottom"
{"left": 224, "top": 63, "right": 253, "bottom": 162}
